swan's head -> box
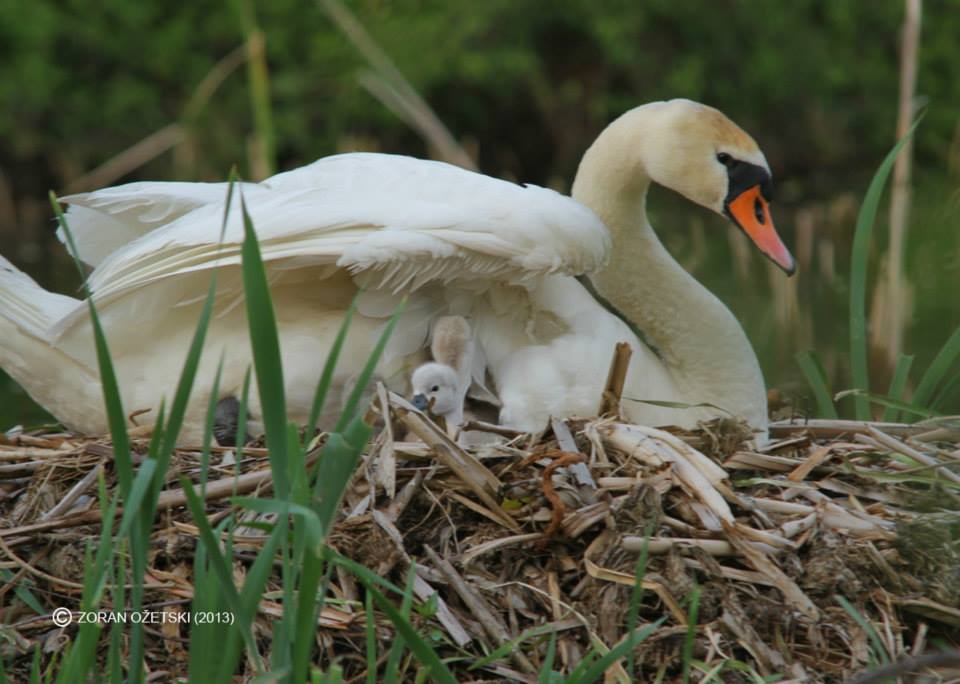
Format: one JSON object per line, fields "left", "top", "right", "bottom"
{"left": 410, "top": 362, "right": 460, "bottom": 416}
{"left": 576, "top": 99, "right": 795, "bottom": 274}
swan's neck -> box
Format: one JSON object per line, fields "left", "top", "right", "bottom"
{"left": 571, "top": 142, "right": 765, "bottom": 417}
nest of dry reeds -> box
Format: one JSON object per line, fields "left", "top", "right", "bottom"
{"left": 2, "top": 387, "right": 960, "bottom": 682}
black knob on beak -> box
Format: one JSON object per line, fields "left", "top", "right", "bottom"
{"left": 411, "top": 394, "right": 429, "bottom": 411}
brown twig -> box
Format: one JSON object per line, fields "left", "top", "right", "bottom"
{"left": 845, "top": 650, "right": 960, "bottom": 684}
{"left": 599, "top": 342, "right": 632, "bottom": 417}
{"left": 537, "top": 450, "right": 587, "bottom": 549}
{"left": 425, "top": 546, "right": 536, "bottom": 674}
{"left": 0, "top": 462, "right": 280, "bottom": 540}
{"left": 459, "top": 420, "right": 525, "bottom": 439}
{"left": 64, "top": 45, "right": 248, "bottom": 194}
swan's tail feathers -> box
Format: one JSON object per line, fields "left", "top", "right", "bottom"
{"left": 0, "top": 254, "right": 104, "bottom": 433}
{"left": 0, "top": 254, "right": 79, "bottom": 341}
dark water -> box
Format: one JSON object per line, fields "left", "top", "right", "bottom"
{"left": 2, "top": 179, "right": 958, "bottom": 431}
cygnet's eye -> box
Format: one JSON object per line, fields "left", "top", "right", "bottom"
{"left": 430, "top": 385, "right": 439, "bottom": 392}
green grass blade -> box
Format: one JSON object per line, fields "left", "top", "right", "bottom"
{"left": 626, "top": 523, "right": 652, "bottom": 680}
{"left": 232, "top": 496, "right": 324, "bottom": 550}
{"left": 239, "top": 193, "right": 290, "bottom": 498}
{"left": 324, "top": 547, "right": 406, "bottom": 597}
{"left": 882, "top": 353, "right": 914, "bottom": 421}
{"left": 849, "top": 117, "right": 923, "bottom": 420}
{"left": 117, "top": 459, "right": 158, "bottom": 537}
{"left": 836, "top": 595, "right": 890, "bottom": 665}
{"left": 291, "top": 556, "right": 333, "bottom": 684}
{"left": 682, "top": 584, "right": 701, "bottom": 684}
{"left": 833, "top": 389, "right": 939, "bottom": 419}
{"left": 468, "top": 621, "right": 570, "bottom": 671}
{"left": 187, "top": 522, "right": 215, "bottom": 683}
{"left": 314, "top": 418, "right": 374, "bottom": 536}
{"left": 317, "top": 664, "right": 344, "bottom": 684}
{"left": 384, "top": 568, "right": 417, "bottom": 684}
{"left": 54, "top": 484, "right": 120, "bottom": 683}
{"left": 107, "top": 546, "right": 126, "bottom": 684}
{"left": 325, "top": 539, "right": 455, "bottom": 684}
{"left": 54, "top": 548, "right": 104, "bottom": 683}
{"left": 305, "top": 293, "right": 360, "bottom": 446}
{"left": 930, "top": 371, "right": 960, "bottom": 412}
{"left": 288, "top": 420, "right": 309, "bottom": 503}
{"left": 567, "top": 619, "right": 665, "bottom": 682}
{"left": 181, "top": 475, "right": 265, "bottom": 673}
{"left": 795, "top": 351, "right": 839, "bottom": 419}
{"left": 28, "top": 647, "right": 41, "bottom": 684}
{"left": 355, "top": 579, "right": 457, "bottom": 684}
{"left": 538, "top": 632, "right": 557, "bottom": 682}
{"left": 0, "top": 570, "right": 43, "bottom": 614}
{"left": 127, "top": 399, "right": 167, "bottom": 684}
{"left": 200, "top": 355, "right": 226, "bottom": 496}
{"left": 217, "top": 522, "right": 285, "bottom": 682}
{"left": 154, "top": 258, "right": 219, "bottom": 464}
{"left": 235, "top": 367, "right": 252, "bottom": 462}
{"left": 912, "top": 321, "right": 960, "bottom": 409}
{"left": 365, "top": 591, "right": 378, "bottom": 684}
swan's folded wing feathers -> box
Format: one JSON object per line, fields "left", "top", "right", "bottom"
{"left": 60, "top": 181, "right": 261, "bottom": 267}
{"left": 83, "top": 153, "right": 611, "bottom": 303}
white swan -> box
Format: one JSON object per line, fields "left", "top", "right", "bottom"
{"left": 0, "top": 99, "right": 793, "bottom": 442}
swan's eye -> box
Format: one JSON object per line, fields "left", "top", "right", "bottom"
{"left": 754, "top": 197, "right": 765, "bottom": 225}
{"left": 431, "top": 385, "right": 439, "bottom": 392}
{"left": 717, "top": 152, "right": 735, "bottom": 167}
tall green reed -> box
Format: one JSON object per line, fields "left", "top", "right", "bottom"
{"left": 797, "top": 116, "right": 960, "bottom": 421}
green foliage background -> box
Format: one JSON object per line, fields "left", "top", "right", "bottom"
{"left": 0, "top": 0, "right": 958, "bottom": 425}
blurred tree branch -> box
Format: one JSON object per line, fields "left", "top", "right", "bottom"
{"left": 64, "top": 46, "right": 248, "bottom": 194}
{"left": 316, "top": 0, "right": 476, "bottom": 170}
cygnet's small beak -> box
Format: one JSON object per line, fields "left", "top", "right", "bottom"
{"left": 725, "top": 185, "right": 796, "bottom": 275}
{"left": 411, "top": 394, "right": 430, "bottom": 411}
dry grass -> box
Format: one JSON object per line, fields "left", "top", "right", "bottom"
{"left": 1, "top": 399, "right": 959, "bottom": 682}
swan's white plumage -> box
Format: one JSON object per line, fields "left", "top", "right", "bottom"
{"left": 60, "top": 181, "right": 263, "bottom": 267}
{"left": 78, "top": 154, "right": 609, "bottom": 306}
{"left": 0, "top": 255, "right": 77, "bottom": 339}
{"left": 1, "top": 153, "right": 611, "bottom": 440}
{"left": 0, "top": 101, "right": 785, "bottom": 442}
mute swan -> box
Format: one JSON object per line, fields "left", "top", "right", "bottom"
{"left": 0, "top": 99, "right": 793, "bottom": 443}
{"left": 410, "top": 315, "right": 474, "bottom": 430}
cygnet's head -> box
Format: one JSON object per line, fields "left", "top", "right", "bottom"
{"left": 410, "top": 362, "right": 460, "bottom": 416}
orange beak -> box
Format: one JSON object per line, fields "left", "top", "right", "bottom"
{"left": 726, "top": 185, "right": 795, "bottom": 275}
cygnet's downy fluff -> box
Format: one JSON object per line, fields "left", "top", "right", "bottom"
{"left": 410, "top": 316, "right": 473, "bottom": 432}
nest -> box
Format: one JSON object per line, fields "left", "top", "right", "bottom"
{"left": 2, "top": 392, "right": 960, "bottom": 682}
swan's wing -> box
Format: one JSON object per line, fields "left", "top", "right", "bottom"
{"left": 60, "top": 181, "right": 262, "bottom": 267}
{"left": 82, "top": 153, "right": 611, "bottom": 304}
